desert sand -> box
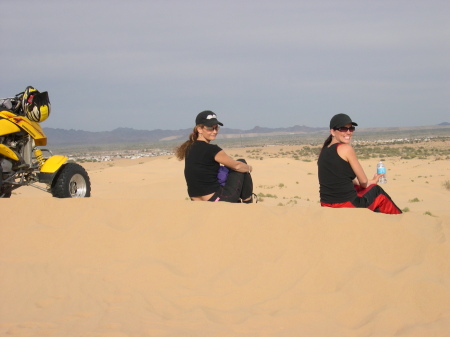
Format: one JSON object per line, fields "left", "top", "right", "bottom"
{"left": 1, "top": 144, "right": 450, "bottom": 337}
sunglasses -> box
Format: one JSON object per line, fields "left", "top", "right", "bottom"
{"left": 203, "top": 125, "right": 220, "bottom": 131}
{"left": 334, "top": 126, "right": 356, "bottom": 132}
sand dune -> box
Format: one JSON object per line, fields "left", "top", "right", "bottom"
{"left": 1, "top": 147, "right": 450, "bottom": 336}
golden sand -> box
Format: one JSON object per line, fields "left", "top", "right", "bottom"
{"left": 2, "top": 144, "right": 450, "bottom": 336}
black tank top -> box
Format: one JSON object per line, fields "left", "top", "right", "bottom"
{"left": 318, "top": 143, "right": 357, "bottom": 203}
{"left": 185, "top": 141, "right": 222, "bottom": 197}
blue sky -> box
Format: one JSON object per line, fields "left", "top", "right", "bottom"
{"left": 1, "top": 0, "right": 449, "bottom": 131}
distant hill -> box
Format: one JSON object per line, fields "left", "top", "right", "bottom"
{"left": 43, "top": 125, "right": 326, "bottom": 146}
{"left": 42, "top": 123, "right": 450, "bottom": 147}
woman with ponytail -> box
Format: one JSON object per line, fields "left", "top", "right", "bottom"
{"left": 317, "top": 114, "right": 402, "bottom": 214}
{"left": 175, "top": 110, "right": 255, "bottom": 203}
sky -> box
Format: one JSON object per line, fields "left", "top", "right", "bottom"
{"left": 1, "top": 0, "right": 449, "bottom": 132}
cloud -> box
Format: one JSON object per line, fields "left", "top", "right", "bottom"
{"left": 1, "top": 0, "right": 449, "bottom": 131}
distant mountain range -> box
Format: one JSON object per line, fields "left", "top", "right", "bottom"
{"left": 43, "top": 123, "right": 449, "bottom": 147}
{"left": 43, "top": 125, "right": 326, "bottom": 146}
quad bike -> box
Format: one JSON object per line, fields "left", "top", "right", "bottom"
{"left": 0, "top": 86, "right": 91, "bottom": 198}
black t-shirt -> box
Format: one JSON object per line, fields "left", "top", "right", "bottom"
{"left": 185, "top": 141, "right": 222, "bottom": 197}
{"left": 318, "top": 143, "right": 357, "bottom": 203}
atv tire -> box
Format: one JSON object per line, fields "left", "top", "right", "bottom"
{"left": 51, "top": 163, "right": 91, "bottom": 198}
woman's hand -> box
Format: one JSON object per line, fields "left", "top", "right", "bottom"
{"left": 370, "top": 173, "right": 384, "bottom": 185}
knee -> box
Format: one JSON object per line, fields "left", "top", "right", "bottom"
{"left": 373, "top": 185, "right": 384, "bottom": 193}
{"left": 237, "top": 158, "right": 247, "bottom": 164}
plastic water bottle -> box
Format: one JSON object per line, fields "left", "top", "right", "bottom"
{"left": 377, "top": 161, "right": 387, "bottom": 184}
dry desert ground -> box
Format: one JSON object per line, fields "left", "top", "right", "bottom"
{"left": 1, "top": 141, "right": 450, "bottom": 337}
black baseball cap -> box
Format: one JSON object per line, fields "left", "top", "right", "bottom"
{"left": 195, "top": 110, "right": 223, "bottom": 127}
{"left": 329, "top": 113, "right": 358, "bottom": 129}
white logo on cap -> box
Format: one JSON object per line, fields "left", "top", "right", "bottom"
{"left": 206, "top": 114, "right": 217, "bottom": 119}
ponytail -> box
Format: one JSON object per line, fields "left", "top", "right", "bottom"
{"left": 175, "top": 126, "right": 200, "bottom": 160}
{"left": 318, "top": 134, "right": 333, "bottom": 162}
{"left": 321, "top": 135, "right": 333, "bottom": 151}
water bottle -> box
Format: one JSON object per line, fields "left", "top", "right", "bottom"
{"left": 377, "top": 161, "right": 387, "bottom": 184}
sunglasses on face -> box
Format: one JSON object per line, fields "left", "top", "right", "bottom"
{"left": 203, "top": 125, "right": 220, "bottom": 131}
{"left": 334, "top": 126, "right": 356, "bottom": 133}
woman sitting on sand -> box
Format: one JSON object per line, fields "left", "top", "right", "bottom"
{"left": 175, "top": 110, "right": 255, "bottom": 203}
{"left": 317, "top": 113, "right": 402, "bottom": 214}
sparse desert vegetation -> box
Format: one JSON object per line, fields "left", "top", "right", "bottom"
{"left": 58, "top": 128, "right": 449, "bottom": 165}
{"left": 228, "top": 136, "right": 450, "bottom": 162}
{"left": 443, "top": 180, "right": 450, "bottom": 191}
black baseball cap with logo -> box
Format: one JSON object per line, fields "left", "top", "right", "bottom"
{"left": 195, "top": 110, "right": 223, "bottom": 127}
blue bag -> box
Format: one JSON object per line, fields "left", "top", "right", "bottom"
{"left": 217, "top": 166, "right": 230, "bottom": 186}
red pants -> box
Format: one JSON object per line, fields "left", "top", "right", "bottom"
{"left": 321, "top": 184, "right": 402, "bottom": 214}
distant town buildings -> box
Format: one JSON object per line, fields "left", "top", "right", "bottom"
{"left": 68, "top": 149, "right": 174, "bottom": 163}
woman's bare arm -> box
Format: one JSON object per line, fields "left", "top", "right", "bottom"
{"left": 215, "top": 150, "right": 252, "bottom": 173}
{"left": 337, "top": 144, "right": 369, "bottom": 187}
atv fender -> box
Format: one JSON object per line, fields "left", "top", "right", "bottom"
{"left": 41, "top": 155, "right": 68, "bottom": 173}
{"left": 0, "top": 144, "right": 19, "bottom": 161}
{"left": 38, "top": 155, "right": 68, "bottom": 184}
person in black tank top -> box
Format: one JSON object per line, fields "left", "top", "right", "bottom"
{"left": 175, "top": 110, "right": 255, "bottom": 203}
{"left": 318, "top": 114, "right": 402, "bottom": 214}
